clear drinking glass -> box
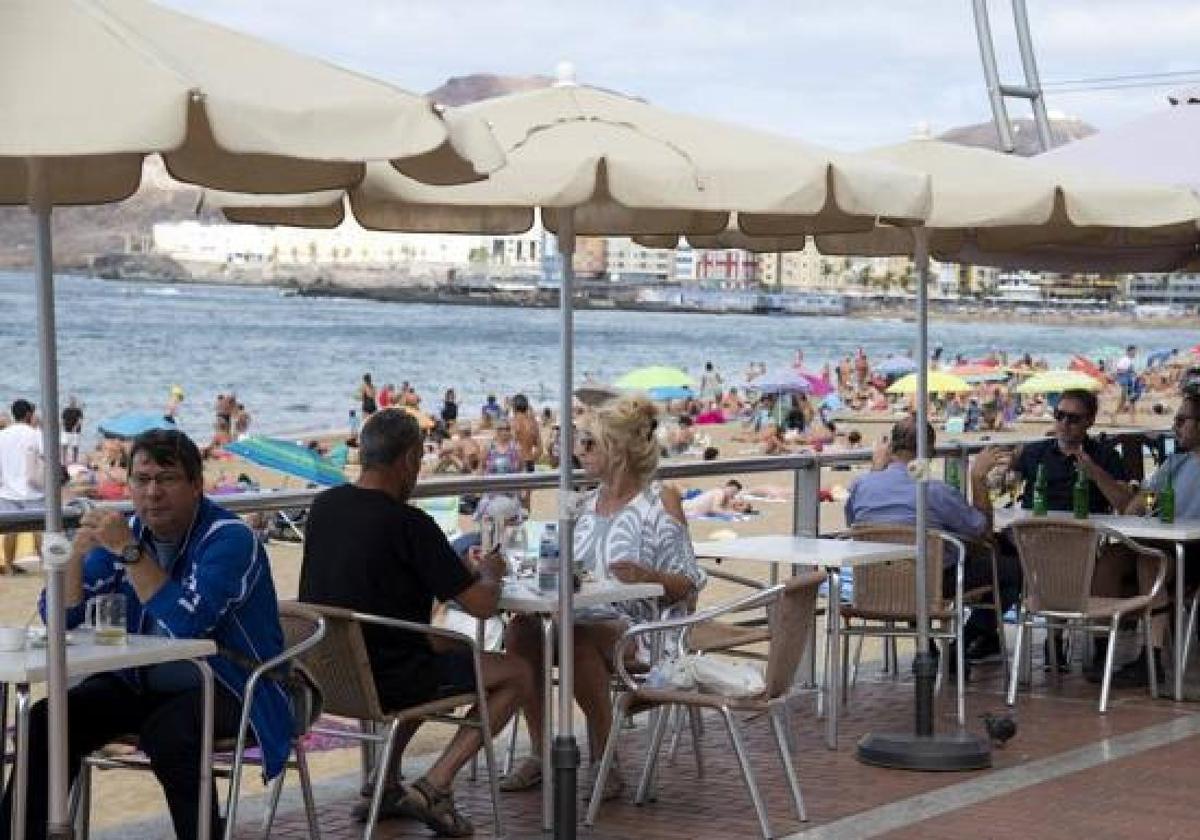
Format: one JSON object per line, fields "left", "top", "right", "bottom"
{"left": 86, "top": 593, "right": 127, "bottom": 645}
{"left": 504, "top": 524, "right": 534, "bottom": 578}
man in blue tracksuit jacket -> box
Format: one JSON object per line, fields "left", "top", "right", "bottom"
{"left": 0, "top": 429, "right": 289, "bottom": 840}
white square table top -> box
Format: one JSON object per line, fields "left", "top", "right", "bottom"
{"left": 993, "top": 508, "right": 1200, "bottom": 542}
{"left": 499, "top": 578, "right": 663, "bottom": 614}
{"left": 0, "top": 632, "right": 217, "bottom": 685}
{"left": 692, "top": 535, "right": 914, "bottom": 568}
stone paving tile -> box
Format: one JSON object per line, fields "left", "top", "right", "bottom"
{"left": 255, "top": 662, "right": 1197, "bottom": 839}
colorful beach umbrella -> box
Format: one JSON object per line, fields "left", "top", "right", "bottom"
{"left": 224, "top": 437, "right": 347, "bottom": 487}
{"left": 96, "top": 410, "right": 177, "bottom": 440}
{"left": 1014, "top": 370, "right": 1103, "bottom": 394}
{"left": 876, "top": 356, "right": 918, "bottom": 377}
{"left": 886, "top": 371, "right": 971, "bottom": 394}
{"left": 948, "top": 363, "right": 1010, "bottom": 383}
{"left": 751, "top": 367, "right": 813, "bottom": 395}
{"left": 615, "top": 365, "right": 695, "bottom": 391}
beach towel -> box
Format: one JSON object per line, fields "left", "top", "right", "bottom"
{"left": 687, "top": 510, "right": 761, "bottom": 522}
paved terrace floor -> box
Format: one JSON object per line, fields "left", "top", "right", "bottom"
{"left": 99, "top": 651, "right": 1200, "bottom": 839}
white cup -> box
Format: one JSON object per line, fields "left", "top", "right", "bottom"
{"left": 0, "top": 626, "right": 27, "bottom": 653}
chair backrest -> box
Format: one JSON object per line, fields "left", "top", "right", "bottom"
{"left": 294, "top": 602, "right": 386, "bottom": 722}
{"left": 848, "top": 523, "right": 948, "bottom": 617}
{"left": 279, "top": 601, "right": 324, "bottom": 650}
{"left": 763, "top": 571, "right": 825, "bottom": 699}
{"left": 1008, "top": 519, "right": 1103, "bottom": 614}
{"left": 277, "top": 601, "right": 327, "bottom": 735}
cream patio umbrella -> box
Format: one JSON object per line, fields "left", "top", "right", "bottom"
{"left": 0, "top": 2, "right": 501, "bottom": 836}
{"left": 639, "top": 137, "right": 1200, "bottom": 774}
{"left": 215, "top": 70, "right": 933, "bottom": 838}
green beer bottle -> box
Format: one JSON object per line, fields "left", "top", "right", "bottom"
{"left": 1159, "top": 468, "right": 1176, "bottom": 524}
{"left": 1032, "top": 463, "right": 1048, "bottom": 516}
{"left": 1072, "top": 462, "right": 1089, "bottom": 519}
{"left": 946, "top": 458, "right": 962, "bottom": 492}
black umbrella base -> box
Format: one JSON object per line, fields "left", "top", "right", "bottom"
{"left": 856, "top": 731, "right": 992, "bottom": 771}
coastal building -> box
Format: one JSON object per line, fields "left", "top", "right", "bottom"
{"left": 1128, "top": 272, "right": 1200, "bottom": 312}
{"left": 756, "top": 244, "right": 848, "bottom": 289}
{"left": 694, "top": 248, "right": 758, "bottom": 287}
{"left": 604, "top": 239, "right": 676, "bottom": 283}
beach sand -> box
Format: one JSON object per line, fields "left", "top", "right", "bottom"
{"left": 0, "top": 397, "right": 1175, "bottom": 832}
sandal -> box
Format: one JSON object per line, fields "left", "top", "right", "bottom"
{"left": 408, "top": 777, "right": 475, "bottom": 837}
{"left": 498, "top": 756, "right": 543, "bottom": 792}
{"left": 349, "top": 783, "right": 419, "bottom": 823}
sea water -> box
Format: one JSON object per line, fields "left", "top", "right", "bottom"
{"left": 1, "top": 271, "right": 1194, "bottom": 446}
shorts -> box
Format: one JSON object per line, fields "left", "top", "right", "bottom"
{"left": 524, "top": 460, "right": 536, "bottom": 472}
{"left": 375, "top": 651, "right": 477, "bottom": 712}
{"left": 61, "top": 432, "right": 81, "bottom": 448}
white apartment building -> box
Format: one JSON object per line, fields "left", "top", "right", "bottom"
{"left": 757, "top": 242, "right": 849, "bottom": 288}
{"left": 605, "top": 239, "right": 676, "bottom": 282}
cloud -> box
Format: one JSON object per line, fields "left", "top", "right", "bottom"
{"left": 161, "top": 0, "right": 1200, "bottom": 147}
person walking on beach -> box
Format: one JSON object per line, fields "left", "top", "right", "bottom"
{"left": 0, "top": 399, "right": 43, "bottom": 573}
{"left": 358, "top": 373, "right": 378, "bottom": 417}
{"left": 854, "top": 347, "right": 870, "bottom": 388}
{"left": 510, "top": 394, "right": 542, "bottom": 472}
{"left": 698, "top": 361, "right": 723, "bottom": 402}
{"left": 0, "top": 429, "right": 290, "bottom": 840}
{"left": 61, "top": 395, "right": 83, "bottom": 465}
{"left": 299, "top": 409, "right": 531, "bottom": 833}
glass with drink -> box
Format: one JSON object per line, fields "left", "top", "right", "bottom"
{"left": 86, "top": 593, "right": 127, "bottom": 645}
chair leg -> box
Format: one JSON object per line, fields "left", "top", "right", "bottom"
{"left": 1182, "top": 591, "right": 1200, "bottom": 678}
{"left": 585, "top": 693, "right": 629, "bottom": 827}
{"left": 840, "top": 625, "right": 851, "bottom": 706}
{"left": 955, "top": 620, "right": 966, "bottom": 727}
{"left": 1144, "top": 609, "right": 1159, "bottom": 701}
{"left": 665, "top": 707, "right": 685, "bottom": 767}
{"left": 721, "top": 707, "right": 772, "bottom": 840}
{"left": 635, "top": 702, "right": 672, "bottom": 805}
{"left": 260, "top": 768, "right": 286, "bottom": 839}
{"left": 1099, "top": 618, "right": 1120, "bottom": 714}
{"left": 72, "top": 762, "right": 92, "bottom": 840}
{"left": 770, "top": 705, "right": 806, "bottom": 823}
{"left": 363, "top": 719, "right": 402, "bottom": 840}
{"left": 850, "top": 631, "right": 864, "bottom": 686}
{"left": 688, "top": 708, "right": 706, "bottom": 779}
{"left": 476, "top": 696, "right": 506, "bottom": 839}
{"left": 295, "top": 742, "right": 322, "bottom": 840}
{"left": 1006, "top": 610, "right": 1025, "bottom": 707}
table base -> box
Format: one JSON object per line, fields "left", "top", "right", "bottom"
{"left": 856, "top": 731, "right": 992, "bottom": 771}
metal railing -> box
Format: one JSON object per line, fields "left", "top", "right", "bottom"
{"left": 0, "top": 429, "right": 1170, "bottom": 536}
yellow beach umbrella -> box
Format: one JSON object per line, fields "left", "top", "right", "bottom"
{"left": 886, "top": 371, "right": 971, "bottom": 394}
{"left": 1015, "top": 370, "right": 1102, "bottom": 394}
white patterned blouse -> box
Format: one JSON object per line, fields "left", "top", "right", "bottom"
{"left": 573, "top": 482, "right": 706, "bottom": 626}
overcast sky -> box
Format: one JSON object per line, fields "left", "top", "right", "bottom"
{"left": 164, "top": 0, "right": 1200, "bottom": 150}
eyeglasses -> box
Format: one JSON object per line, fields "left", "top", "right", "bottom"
{"left": 1053, "top": 409, "right": 1088, "bottom": 425}
{"left": 129, "top": 471, "right": 187, "bottom": 491}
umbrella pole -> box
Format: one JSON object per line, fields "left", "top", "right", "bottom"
{"left": 30, "top": 160, "right": 74, "bottom": 839}
{"left": 856, "top": 227, "right": 990, "bottom": 772}
{"left": 554, "top": 208, "right": 580, "bottom": 839}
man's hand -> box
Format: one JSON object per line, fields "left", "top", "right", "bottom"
{"left": 609, "top": 560, "right": 654, "bottom": 585}
{"left": 469, "top": 545, "right": 508, "bottom": 580}
{"left": 871, "top": 435, "right": 891, "bottom": 471}
{"left": 970, "top": 446, "right": 1011, "bottom": 480}
{"left": 79, "top": 509, "right": 133, "bottom": 554}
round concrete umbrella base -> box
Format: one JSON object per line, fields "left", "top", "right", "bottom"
{"left": 856, "top": 731, "right": 992, "bottom": 772}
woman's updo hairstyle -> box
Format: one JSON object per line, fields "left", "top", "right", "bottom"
{"left": 586, "top": 393, "right": 660, "bottom": 486}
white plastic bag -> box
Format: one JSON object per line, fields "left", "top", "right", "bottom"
{"left": 691, "top": 656, "right": 765, "bottom": 698}
{"left": 645, "top": 655, "right": 698, "bottom": 690}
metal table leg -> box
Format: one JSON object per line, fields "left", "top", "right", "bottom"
{"left": 1176, "top": 543, "right": 1185, "bottom": 702}
{"left": 541, "top": 615, "right": 554, "bottom": 832}
{"left": 825, "top": 569, "right": 841, "bottom": 749}
{"left": 11, "top": 684, "right": 30, "bottom": 840}
{"left": 194, "top": 660, "right": 214, "bottom": 840}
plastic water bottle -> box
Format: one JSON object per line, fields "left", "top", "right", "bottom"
{"left": 538, "top": 523, "right": 560, "bottom": 593}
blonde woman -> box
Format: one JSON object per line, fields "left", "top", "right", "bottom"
{"left": 500, "top": 395, "right": 705, "bottom": 799}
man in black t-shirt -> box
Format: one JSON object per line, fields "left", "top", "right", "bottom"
{"left": 301, "top": 409, "right": 531, "bottom": 835}
{"left": 1012, "top": 389, "right": 1131, "bottom": 515}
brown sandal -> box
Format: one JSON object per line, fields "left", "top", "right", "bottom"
{"left": 499, "top": 756, "right": 543, "bottom": 792}
{"left": 408, "top": 777, "right": 475, "bottom": 837}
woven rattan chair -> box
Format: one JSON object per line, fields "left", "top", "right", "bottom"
{"left": 296, "top": 603, "right": 504, "bottom": 839}
{"left": 1005, "top": 519, "right": 1167, "bottom": 713}
{"left": 585, "top": 571, "right": 825, "bottom": 840}
{"left": 840, "top": 524, "right": 968, "bottom": 725}
{"left": 72, "top": 601, "right": 327, "bottom": 840}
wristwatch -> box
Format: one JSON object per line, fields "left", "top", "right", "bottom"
{"left": 120, "top": 541, "right": 142, "bottom": 565}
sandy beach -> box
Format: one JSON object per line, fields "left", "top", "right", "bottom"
{"left": 0, "top": 390, "right": 1178, "bottom": 832}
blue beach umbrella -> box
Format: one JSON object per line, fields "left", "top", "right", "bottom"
{"left": 224, "top": 436, "right": 348, "bottom": 487}
{"left": 752, "top": 367, "right": 813, "bottom": 395}
{"left": 97, "top": 410, "right": 177, "bottom": 440}
{"left": 647, "top": 385, "right": 694, "bottom": 401}
{"left": 876, "top": 356, "right": 918, "bottom": 377}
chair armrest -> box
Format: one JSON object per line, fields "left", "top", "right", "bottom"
{"left": 350, "top": 611, "right": 482, "bottom": 653}
{"left": 1101, "top": 528, "right": 1169, "bottom": 601}
{"left": 611, "top": 584, "right": 783, "bottom": 692}
{"left": 698, "top": 563, "right": 770, "bottom": 592}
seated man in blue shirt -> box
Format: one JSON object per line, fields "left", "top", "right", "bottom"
{"left": 845, "top": 418, "right": 1017, "bottom": 663}
{"left": 0, "top": 430, "right": 290, "bottom": 840}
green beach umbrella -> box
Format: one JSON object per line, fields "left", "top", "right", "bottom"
{"left": 1014, "top": 370, "right": 1103, "bottom": 394}
{"left": 614, "top": 365, "right": 694, "bottom": 391}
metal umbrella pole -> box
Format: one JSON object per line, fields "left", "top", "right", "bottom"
{"left": 29, "top": 159, "right": 74, "bottom": 839}
{"left": 554, "top": 208, "right": 580, "bottom": 839}
{"left": 856, "top": 227, "right": 991, "bottom": 771}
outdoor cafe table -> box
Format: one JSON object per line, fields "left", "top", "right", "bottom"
{"left": 692, "top": 535, "right": 915, "bottom": 749}
{"left": 0, "top": 633, "right": 217, "bottom": 840}
{"left": 994, "top": 508, "right": 1200, "bottom": 701}
{"left": 498, "top": 577, "right": 663, "bottom": 832}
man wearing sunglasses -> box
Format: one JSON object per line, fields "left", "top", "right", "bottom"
{"left": 1013, "top": 389, "right": 1132, "bottom": 515}
{"left": 1011, "top": 388, "right": 1135, "bottom": 679}
{"left": 1119, "top": 393, "right": 1200, "bottom": 688}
